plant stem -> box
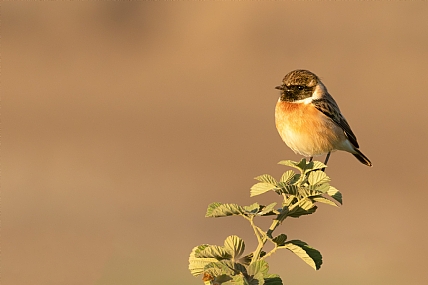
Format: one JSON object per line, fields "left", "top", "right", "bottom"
{"left": 249, "top": 216, "right": 267, "bottom": 263}
{"left": 266, "top": 219, "right": 280, "bottom": 238}
{"left": 249, "top": 216, "right": 263, "bottom": 245}
{"left": 267, "top": 197, "right": 309, "bottom": 238}
{"left": 251, "top": 190, "right": 311, "bottom": 263}
{"left": 262, "top": 246, "right": 278, "bottom": 260}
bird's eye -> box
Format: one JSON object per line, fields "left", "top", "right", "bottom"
{"left": 297, "top": 85, "right": 305, "bottom": 90}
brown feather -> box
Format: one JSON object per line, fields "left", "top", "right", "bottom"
{"left": 312, "top": 97, "right": 359, "bottom": 149}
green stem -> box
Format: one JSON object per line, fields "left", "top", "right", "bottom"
{"left": 248, "top": 216, "right": 267, "bottom": 263}
{"left": 261, "top": 246, "right": 278, "bottom": 260}
{"left": 250, "top": 194, "right": 311, "bottom": 264}
{"left": 267, "top": 196, "right": 309, "bottom": 238}
{"left": 249, "top": 216, "right": 264, "bottom": 244}
{"left": 266, "top": 219, "right": 280, "bottom": 238}
{"left": 297, "top": 170, "right": 306, "bottom": 185}
{"left": 252, "top": 206, "right": 287, "bottom": 263}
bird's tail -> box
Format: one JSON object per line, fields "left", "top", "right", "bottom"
{"left": 352, "top": 148, "right": 372, "bottom": 167}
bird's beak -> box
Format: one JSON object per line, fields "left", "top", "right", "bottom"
{"left": 275, "top": 85, "right": 284, "bottom": 90}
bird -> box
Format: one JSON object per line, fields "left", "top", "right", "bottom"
{"left": 275, "top": 69, "right": 372, "bottom": 167}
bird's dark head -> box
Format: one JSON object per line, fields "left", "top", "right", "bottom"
{"left": 275, "top": 70, "right": 319, "bottom": 102}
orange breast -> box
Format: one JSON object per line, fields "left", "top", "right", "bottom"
{"left": 275, "top": 101, "right": 345, "bottom": 157}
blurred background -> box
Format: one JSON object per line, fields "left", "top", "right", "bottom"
{"left": 3, "top": 2, "right": 428, "bottom": 285}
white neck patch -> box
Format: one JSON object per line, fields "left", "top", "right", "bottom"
{"left": 294, "top": 97, "right": 313, "bottom": 104}
{"left": 311, "top": 83, "right": 327, "bottom": 100}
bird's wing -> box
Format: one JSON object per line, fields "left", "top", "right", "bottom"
{"left": 312, "top": 97, "right": 359, "bottom": 148}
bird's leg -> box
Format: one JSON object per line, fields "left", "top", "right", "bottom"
{"left": 309, "top": 157, "right": 313, "bottom": 162}
{"left": 323, "top": 152, "right": 331, "bottom": 165}
{"left": 322, "top": 152, "right": 331, "bottom": 172}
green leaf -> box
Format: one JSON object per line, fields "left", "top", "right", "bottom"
{"left": 327, "top": 186, "right": 343, "bottom": 205}
{"left": 234, "top": 262, "right": 248, "bottom": 274}
{"left": 288, "top": 207, "right": 318, "bottom": 218}
{"left": 213, "top": 274, "right": 233, "bottom": 284}
{"left": 250, "top": 183, "right": 277, "bottom": 197}
{"left": 296, "top": 159, "right": 323, "bottom": 174}
{"left": 248, "top": 260, "right": 269, "bottom": 276}
{"left": 278, "top": 160, "right": 301, "bottom": 171}
{"left": 289, "top": 173, "right": 301, "bottom": 184}
{"left": 275, "top": 207, "right": 289, "bottom": 223}
{"left": 307, "top": 171, "right": 331, "bottom": 185}
{"left": 259, "top": 202, "right": 278, "bottom": 216}
{"left": 295, "top": 159, "right": 311, "bottom": 172}
{"left": 224, "top": 235, "right": 245, "bottom": 259}
{"left": 264, "top": 275, "right": 283, "bottom": 285}
{"left": 250, "top": 272, "right": 266, "bottom": 285}
{"left": 309, "top": 161, "right": 328, "bottom": 172}
{"left": 204, "top": 260, "right": 235, "bottom": 277}
{"left": 238, "top": 251, "right": 266, "bottom": 266}
{"left": 298, "top": 199, "right": 316, "bottom": 210}
{"left": 288, "top": 200, "right": 317, "bottom": 218}
{"left": 280, "top": 170, "right": 295, "bottom": 183}
{"left": 312, "top": 196, "right": 338, "bottom": 207}
{"left": 307, "top": 182, "right": 330, "bottom": 193}
{"left": 279, "top": 159, "right": 327, "bottom": 174}
{"left": 206, "top": 202, "right": 222, "bottom": 216}
{"left": 243, "top": 203, "right": 261, "bottom": 214}
{"left": 254, "top": 174, "right": 278, "bottom": 185}
{"left": 189, "top": 245, "right": 221, "bottom": 276}
{"left": 229, "top": 275, "right": 246, "bottom": 285}
{"left": 276, "top": 184, "right": 298, "bottom": 196}
{"left": 297, "top": 186, "right": 321, "bottom": 197}
{"left": 197, "top": 245, "right": 232, "bottom": 260}
{"left": 206, "top": 203, "right": 244, "bottom": 218}
{"left": 280, "top": 240, "right": 323, "bottom": 270}
{"left": 238, "top": 254, "right": 252, "bottom": 266}
{"left": 272, "top": 234, "right": 287, "bottom": 246}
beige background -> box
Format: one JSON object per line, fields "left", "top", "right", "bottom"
{"left": 3, "top": 2, "right": 428, "bottom": 285}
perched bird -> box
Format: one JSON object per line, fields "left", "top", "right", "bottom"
{"left": 275, "top": 69, "right": 372, "bottom": 167}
